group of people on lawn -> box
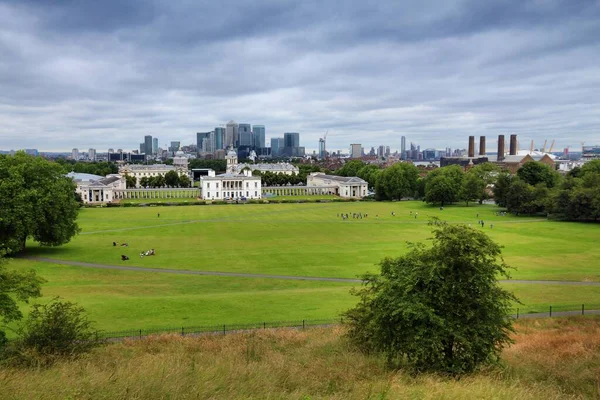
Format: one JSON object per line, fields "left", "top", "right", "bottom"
{"left": 114, "top": 241, "right": 155, "bottom": 260}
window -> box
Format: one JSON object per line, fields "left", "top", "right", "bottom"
{"left": 255, "top": 191, "right": 257, "bottom": 196}
{"left": 216, "top": 193, "right": 219, "bottom": 197}
{"left": 207, "top": 183, "right": 210, "bottom": 188}
{"left": 254, "top": 182, "right": 258, "bottom": 188}
{"left": 216, "top": 183, "right": 219, "bottom": 188}
{"left": 246, "top": 191, "right": 249, "bottom": 196}
{"left": 246, "top": 182, "right": 249, "bottom": 188}
{"left": 207, "top": 192, "right": 210, "bottom": 198}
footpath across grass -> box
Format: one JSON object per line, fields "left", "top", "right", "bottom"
{"left": 1, "top": 316, "right": 599, "bottom": 399}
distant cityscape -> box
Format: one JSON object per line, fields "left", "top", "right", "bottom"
{"left": 1, "top": 121, "right": 598, "bottom": 164}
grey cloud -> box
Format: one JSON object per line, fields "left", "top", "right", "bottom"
{"left": 0, "top": 0, "right": 599, "bottom": 152}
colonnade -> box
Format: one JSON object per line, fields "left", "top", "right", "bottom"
{"left": 261, "top": 186, "right": 338, "bottom": 197}
{"left": 113, "top": 188, "right": 200, "bottom": 200}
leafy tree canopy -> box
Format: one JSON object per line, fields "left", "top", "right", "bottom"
{"left": 517, "top": 161, "right": 559, "bottom": 188}
{"left": 344, "top": 223, "right": 517, "bottom": 374}
{"left": 374, "top": 163, "right": 418, "bottom": 200}
{"left": 0, "top": 152, "right": 80, "bottom": 254}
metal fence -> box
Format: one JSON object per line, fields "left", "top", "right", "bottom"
{"left": 92, "top": 304, "right": 600, "bottom": 342}
{"left": 95, "top": 318, "right": 340, "bottom": 342}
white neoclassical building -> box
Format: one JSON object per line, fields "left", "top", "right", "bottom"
{"left": 119, "top": 161, "right": 189, "bottom": 188}
{"left": 306, "top": 172, "right": 368, "bottom": 198}
{"left": 67, "top": 172, "right": 126, "bottom": 204}
{"left": 234, "top": 162, "right": 299, "bottom": 175}
{"left": 200, "top": 150, "right": 262, "bottom": 200}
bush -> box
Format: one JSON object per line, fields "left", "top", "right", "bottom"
{"left": 15, "top": 298, "right": 97, "bottom": 364}
{"left": 344, "top": 223, "right": 517, "bottom": 375}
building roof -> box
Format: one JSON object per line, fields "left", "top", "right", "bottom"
{"left": 312, "top": 174, "right": 367, "bottom": 184}
{"left": 238, "top": 163, "right": 298, "bottom": 172}
{"left": 501, "top": 155, "right": 532, "bottom": 163}
{"left": 98, "top": 176, "right": 121, "bottom": 185}
{"left": 120, "top": 164, "right": 177, "bottom": 171}
{"left": 201, "top": 173, "right": 259, "bottom": 180}
{"left": 66, "top": 172, "right": 104, "bottom": 182}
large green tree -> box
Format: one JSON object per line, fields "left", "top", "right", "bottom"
{"left": 460, "top": 173, "right": 486, "bottom": 206}
{"left": 335, "top": 160, "right": 366, "bottom": 177}
{"left": 374, "top": 163, "right": 418, "bottom": 200}
{"left": 424, "top": 166, "right": 464, "bottom": 206}
{"left": 343, "top": 223, "right": 517, "bottom": 374}
{"left": 0, "top": 256, "right": 45, "bottom": 348}
{"left": 517, "top": 161, "right": 559, "bottom": 188}
{"left": 164, "top": 170, "right": 180, "bottom": 187}
{"left": 0, "top": 152, "right": 80, "bottom": 254}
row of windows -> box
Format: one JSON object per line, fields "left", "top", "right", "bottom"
{"left": 206, "top": 182, "right": 259, "bottom": 189}
{"left": 205, "top": 191, "right": 259, "bottom": 198}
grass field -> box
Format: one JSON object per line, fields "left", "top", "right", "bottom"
{"left": 1, "top": 317, "right": 599, "bottom": 399}
{"left": 7, "top": 201, "right": 600, "bottom": 332}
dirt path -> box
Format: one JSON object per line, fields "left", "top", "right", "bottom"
{"left": 21, "top": 256, "right": 600, "bottom": 286}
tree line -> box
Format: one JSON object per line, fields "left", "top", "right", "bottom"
{"left": 494, "top": 160, "right": 600, "bottom": 221}
{"left": 137, "top": 170, "right": 190, "bottom": 188}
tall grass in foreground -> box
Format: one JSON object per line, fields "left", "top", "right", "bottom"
{"left": 1, "top": 317, "right": 599, "bottom": 399}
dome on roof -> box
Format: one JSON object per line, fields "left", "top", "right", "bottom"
{"left": 175, "top": 150, "right": 184, "bottom": 156}
{"left": 227, "top": 149, "right": 237, "bottom": 157}
{"left": 227, "top": 120, "right": 237, "bottom": 125}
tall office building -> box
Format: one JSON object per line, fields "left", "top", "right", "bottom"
{"left": 271, "top": 137, "right": 284, "bottom": 158}
{"left": 385, "top": 146, "right": 391, "bottom": 157}
{"left": 139, "top": 143, "right": 144, "bottom": 154}
{"left": 144, "top": 135, "right": 153, "bottom": 155}
{"left": 252, "top": 125, "right": 265, "bottom": 149}
{"left": 377, "top": 145, "right": 385, "bottom": 158}
{"left": 225, "top": 120, "right": 239, "bottom": 148}
{"left": 71, "top": 148, "right": 79, "bottom": 160}
{"left": 152, "top": 138, "right": 158, "bottom": 155}
{"left": 350, "top": 144, "right": 362, "bottom": 158}
{"left": 88, "top": 148, "right": 96, "bottom": 161}
{"left": 238, "top": 123, "right": 253, "bottom": 147}
{"left": 318, "top": 138, "right": 326, "bottom": 159}
{"left": 284, "top": 132, "right": 300, "bottom": 148}
{"left": 169, "top": 141, "right": 180, "bottom": 153}
{"left": 214, "top": 127, "right": 225, "bottom": 150}
{"left": 401, "top": 136, "right": 406, "bottom": 159}
{"left": 197, "top": 132, "right": 212, "bottom": 153}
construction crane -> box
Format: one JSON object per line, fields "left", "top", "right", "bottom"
{"left": 320, "top": 131, "right": 329, "bottom": 159}
{"left": 548, "top": 140, "right": 555, "bottom": 153}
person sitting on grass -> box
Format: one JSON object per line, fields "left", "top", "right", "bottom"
{"left": 113, "top": 241, "right": 118, "bottom": 246}
{"left": 121, "top": 255, "right": 129, "bottom": 261}
{"left": 120, "top": 243, "right": 129, "bottom": 247}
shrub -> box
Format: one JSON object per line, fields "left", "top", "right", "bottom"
{"left": 16, "top": 298, "right": 97, "bottom": 363}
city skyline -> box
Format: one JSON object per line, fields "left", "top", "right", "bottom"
{"left": 1, "top": 1, "right": 599, "bottom": 152}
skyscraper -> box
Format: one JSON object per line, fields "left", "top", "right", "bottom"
{"left": 88, "top": 148, "right": 96, "bottom": 161}
{"left": 71, "top": 148, "right": 79, "bottom": 160}
{"left": 318, "top": 138, "right": 325, "bottom": 159}
{"left": 401, "top": 136, "right": 406, "bottom": 159}
{"left": 214, "top": 127, "right": 225, "bottom": 150}
{"left": 144, "top": 135, "right": 152, "bottom": 155}
{"left": 152, "top": 138, "right": 158, "bottom": 155}
{"left": 284, "top": 132, "right": 300, "bottom": 148}
{"left": 225, "top": 120, "right": 239, "bottom": 148}
{"left": 196, "top": 132, "right": 212, "bottom": 153}
{"left": 271, "top": 137, "right": 284, "bottom": 158}
{"left": 252, "top": 125, "right": 265, "bottom": 149}
{"left": 169, "top": 141, "right": 180, "bottom": 153}
{"left": 350, "top": 144, "right": 362, "bottom": 158}
{"left": 238, "top": 123, "right": 253, "bottom": 147}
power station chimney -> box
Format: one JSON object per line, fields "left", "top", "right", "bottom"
{"left": 510, "top": 134, "right": 517, "bottom": 156}
{"left": 479, "top": 136, "right": 486, "bottom": 156}
{"left": 468, "top": 136, "right": 475, "bottom": 158}
{"left": 497, "top": 135, "right": 505, "bottom": 161}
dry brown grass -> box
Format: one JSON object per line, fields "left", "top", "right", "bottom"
{"left": 0, "top": 317, "right": 599, "bottom": 399}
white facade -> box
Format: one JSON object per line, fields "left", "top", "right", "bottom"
{"left": 236, "top": 162, "right": 299, "bottom": 175}
{"left": 119, "top": 164, "right": 189, "bottom": 188}
{"left": 307, "top": 172, "right": 368, "bottom": 198}
{"left": 67, "top": 173, "right": 126, "bottom": 204}
{"left": 200, "top": 170, "right": 262, "bottom": 200}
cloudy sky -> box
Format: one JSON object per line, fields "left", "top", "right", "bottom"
{"left": 1, "top": 0, "right": 599, "bottom": 153}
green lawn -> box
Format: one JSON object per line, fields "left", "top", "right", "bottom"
{"left": 6, "top": 201, "right": 600, "bottom": 332}
{"left": 24, "top": 201, "right": 600, "bottom": 281}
